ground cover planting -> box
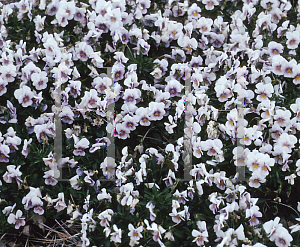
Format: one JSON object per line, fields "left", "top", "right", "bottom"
{"left": 1, "top": 0, "right": 300, "bottom": 246}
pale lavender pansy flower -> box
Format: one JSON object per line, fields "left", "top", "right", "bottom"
{"left": 14, "top": 85, "right": 34, "bottom": 107}
{"left": 165, "top": 79, "right": 183, "bottom": 97}
{"left": 148, "top": 102, "right": 165, "bottom": 121}
{"left": 100, "top": 157, "right": 116, "bottom": 179}
{"left": 43, "top": 170, "right": 58, "bottom": 186}
{"left": 83, "top": 171, "right": 95, "bottom": 186}
{"left": 66, "top": 80, "right": 81, "bottom": 98}
{"left": 34, "top": 123, "right": 52, "bottom": 143}
{"left": 60, "top": 106, "right": 74, "bottom": 124}
{"left": 73, "top": 135, "right": 90, "bottom": 156}
{"left": 115, "top": 122, "right": 130, "bottom": 139}
{"left": 0, "top": 143, "right": 10, "bottom": 162}
{"left": 3, "top": 165, "right": 23, "bottom": 187}
{"left": 7, "top": 210, "right": 26, "bottom": 229}
{"left": 74, "top": 42, "right": 93, "bottom": 61}
{"left": 53, "top": 192, "right": 67, "bottom": 212}
{"left": 136, "top": 107, "right": 151, "bottom": 126}
{"left": 0, "top": 78, "right": 8, "bottom": 96}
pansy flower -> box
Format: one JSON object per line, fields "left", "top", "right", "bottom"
{"left": 33, "top": 14, "right": 46, "bottom": 31}
{"left": 59, "top": 106, "right": 74, "bottom": 124}
{"left": 112, "top": 64, "right": 125, "bottom": 81}
{"left": 148, "top": 102, "right": 165, "bottom": 121}
{"left": 7, "top": 210, "right": 26, "bottom": 229}
{"left": 1, "top": 64, "right": 17, "bottom": 83}
{"left": 123, "top": 88, "right": 141, "bottom": 105}
{"left": 31, "top": 71, "right": 48, "bottom": 90}
{"left": 188, "top": 3, "right": 201, "bottom": 21}
{"left": 136, "top": 38, "right": 150, "bottom": 55}
{"left": 66, "top": 80, "right": 81, "bottom": 98}
{"left": 118, "top": 27, "right": 130, "bottom": 44}
{"left": 136, "top": 107, "right": 151, "bottom": 126}
{"left": 128, "top": 223, "right": 143, "bottom": 242}
{"left": 196, "top": 17, "right": 213, "bottom": 33}
{"left": 123, "top": 114, "right": 139, "bottom": 131}
{"left": 110, "top": 224, "right": 122, "bottom": 243}
{"left": 274, "top": 109, "right": 291, "bottom": 127}
{"left": 167, "top": 22, "right": 183, "bottom": 41}
{"left": 98, "top": 209, "right": 113, "bottom": 227}
{"left": 0, "top": 78, "right": 8, "bottom": 96}
{"left": 115, "top": 122, "right": 130, "bottom": 139}
{"left": 73, "top": 135, "right": 90, "bottom": 156}
{"left": 21, "top": 138, "right": 32, "bottom": 158}
{"left": 34, "top": 124, "right": 53, "bottom": 143}
{"left": 282, "top": 59, "right": 297, "bottom": 78}
{"left": 73, "top": 6, "right": 86, "bottom": 22}
{"left": 177, "top": 36, "right": 197, "bottom": 54}
{"left": 135, "top": 0, "right": 150, "bottom": 18}
{"left": 202, "top": 0, "right": 219, "bottom": 10}
{"left": 275, "top": 133, "right": 297, "bottom": 153}
{"left": 249, "top": 171, "right": 266, "bottom": 188}
{"left": 74, "top": 42, "right": 93, "bottom": 62}
{"left": 46, "top": 0, "right": 59, "bottom": 16}
{"left": 165, "top": 79, "right": 183, "bottom": 97}
{"left": 52, "top": 192, "right": 67, "bottom": 212}
{"left": 286, "top": 31, "right": 300, "bottom": 50}
{"left": 274, "top": 227, "right": 293, "bottom": 247}
{"left": 94, "top": 15, "right": 109, "bottom": 33}
{"left": 255, "top": 82, "right": 274, "bottom": 102}
{"left": 14, "top": 85, "right": 34, "bottom": 108}
{"left": 3, "top": 165, "right": 23, "bottom": 187}
{"left": 0, "top": 52, "right": 14, "bottom": 66}
{"left": 293, "top": 64, "right": 300, "bottom": 85}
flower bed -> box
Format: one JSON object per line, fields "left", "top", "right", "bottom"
{"left": 1, "top": 0, "right": 300, "bottom": 246}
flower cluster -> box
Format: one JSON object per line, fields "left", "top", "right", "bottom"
{"left": 1, "top": 0, "right": 300, "bottom": 246}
